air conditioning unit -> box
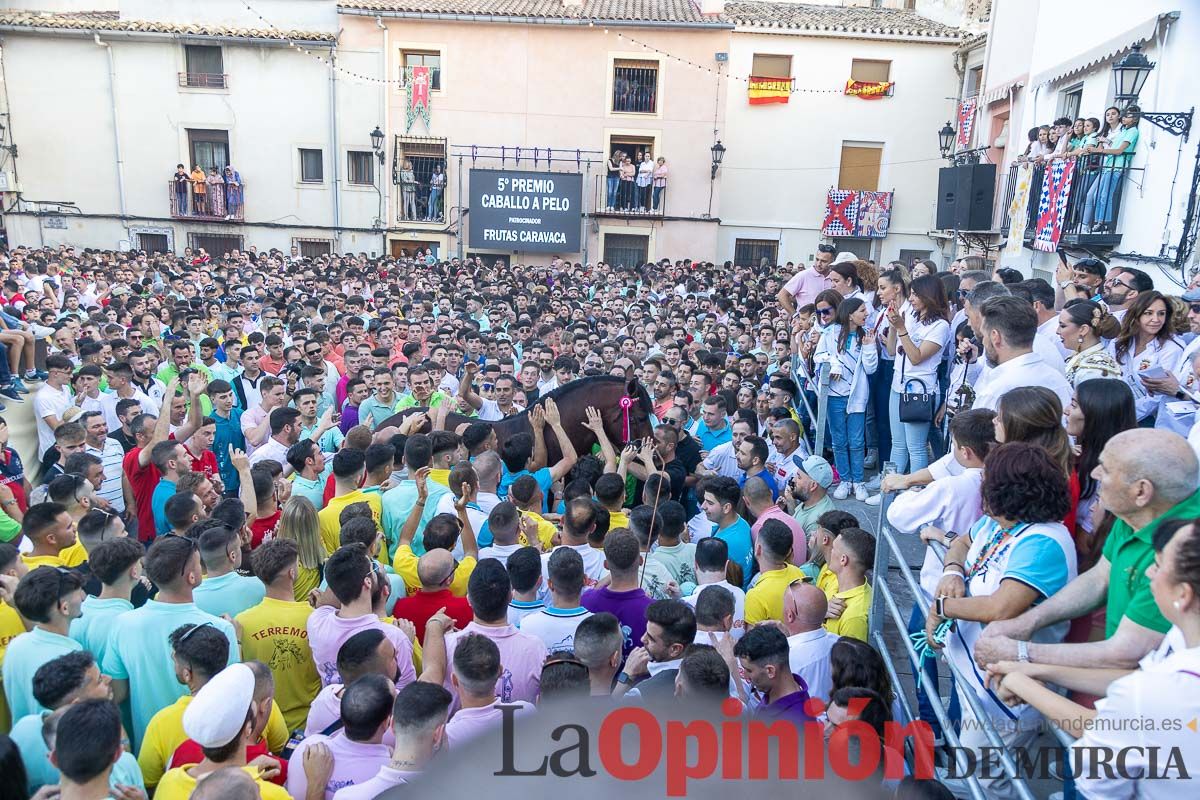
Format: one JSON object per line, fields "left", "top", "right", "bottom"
{"left": 0, "top": 172, "right": 17, "bottom": 192}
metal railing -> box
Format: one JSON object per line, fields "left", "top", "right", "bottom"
{"left": 998, "top": 154, "right": 1142, "bottom": 241}
{"left": 593, "top": 173, "right": 665, "bottom": 216}
{"left": 612, "top": 66, "right": 658, "bottom": 114}
{"left": 168, "top": 180, "right": 245, "bottom": 221}
{"left": 178, "top": 72, "right": 228, "bottom": 89}
{"left": 395, "top": 178, "right": 446, "bottom": 223}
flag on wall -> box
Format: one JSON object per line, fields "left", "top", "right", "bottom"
{"left": 844, "top": 79, "right": 893, "bottom": 99}
{"left": 748, "top": 76, "right": 792, "bottom": 104}
{"left": 1004, "top": 163, "right": 1034, "bottom": 256}
{"left": 822, "top": 190, "right": 893, "bottom": 238}
{"left": 855, "top": 191, "right": 893, "bottom": 237}
{"left": 1032, "top": 159, "right": 1077, "bottom": 252}
{"left": 957, "top": 97, "right": 977, "bottom": 147}
{"left": 406, "top": 65, "right": 431, "bottom": 132}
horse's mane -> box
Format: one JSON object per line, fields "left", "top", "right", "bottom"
{"left": 537, "top": 374, "right": 653, "bottom": 414}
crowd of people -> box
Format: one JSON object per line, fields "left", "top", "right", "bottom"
{"left": 0, "top": 240, "right": 1196, "bottom": 800}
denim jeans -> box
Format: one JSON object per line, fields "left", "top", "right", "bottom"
{"left": 606, "top": 176, "right": 618, "bottom": 208}
{"left": 889, "top": 389, "right": 932, "bottom": 473}
{"left": 1083, "top": 168, "right": 1120, "bottom": 227}
{"left": 869, "top": 359, "right": 894, "bottom": 458}
{"left": 652, "top": 185, "right": 664, "bottom": 209}
{"left": 827, "top": 395, "right": 865, "bottom": 482}
{"left": 907, "top": 604, "right": 960, "bottom": 740}
{"left": 428, "top": 187, "right": 442, "bottom": 219}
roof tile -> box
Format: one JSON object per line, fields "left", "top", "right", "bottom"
{"left": 0, "top": 10, "right": 335, "bottom": 42}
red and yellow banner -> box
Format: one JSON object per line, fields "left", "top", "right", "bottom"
{"left": 844, "top": 79, "right": 893, "bottom": 99}
{"left": 748, "top": 76, "right": 792, "bottom": 105}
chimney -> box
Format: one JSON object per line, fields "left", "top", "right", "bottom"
{"left": 700, "top": 0, "right": 726, "bottom": 14}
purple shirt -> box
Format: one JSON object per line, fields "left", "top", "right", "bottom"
{"left": 307, "top": 605, "right": 416, "bottom": 688}
{"left": 287, "top": 730, "right": 390, "bottom": 800}
{"left": 444, "top": 622, "right": 546, "bottom": 706}
{"left": 445, "top": 699, "right": 534, "bottom": 749}
{"left": 750, "top": 504, "right": 809, "bottom": 564}
{"left": 759, "top": 673, "right": 814, "bottom": 725}
{"left": 332, "top": 766, "right": 419, "bottom": 799}
{"left": 339, "top": 402, "right": 360, "bottom": 434}
{"left": 581, "top": 586, "right": 653, "bottom": 658}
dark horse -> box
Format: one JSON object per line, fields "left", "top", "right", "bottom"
{"left": 376, "top": 376, "right": 655, "bottom": 464}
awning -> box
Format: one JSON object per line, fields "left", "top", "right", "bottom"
{"left": 1030, "top": 11, "right": 1178, "bottom": 88}
{"left": 979, "top": 78, "right": 1024, "bottom": 105}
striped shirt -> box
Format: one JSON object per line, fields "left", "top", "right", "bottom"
{"left": 86, "top": 438, "right": 126, "bottom": 513}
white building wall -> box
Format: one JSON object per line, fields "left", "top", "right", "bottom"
{"left": 718, "top": 30, "right": 959, "bottom": 266}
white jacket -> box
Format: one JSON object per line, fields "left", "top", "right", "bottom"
{"left": 815, "top": 324, "right": 878, "bottom": 413}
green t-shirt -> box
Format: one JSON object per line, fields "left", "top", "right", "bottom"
{"left": 1102, "top": 489, "right": 1200, "bottom": 637}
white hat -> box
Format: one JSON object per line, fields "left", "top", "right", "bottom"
{"left": 833, "top": 251, "right": 859, "bottom": 265}
{"left": 182, "top": 662, "right": 255, "bottom": 748}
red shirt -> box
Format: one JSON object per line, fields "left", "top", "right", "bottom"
{"left": 168, "top": 739, "right": 286, "bottom": 784}
{"left": 186, "top": 446, "right": 219, "bottom": 483}
{"left": 391, "top": 589, "right": 473, "bottom": 642}
{"left": 123, "top": 447, "right": 160, "bottom": 542}
{"left": 250, "top": 507, "right": 282, "bottom": 549}
{"left": 0, "top": 447, "right": 28, "bottom": 513}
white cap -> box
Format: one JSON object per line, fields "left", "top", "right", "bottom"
{"left": 182, "top": 662, "right": 255, "bottom": 748}
{"left": 833, "top": 251, "right": 859, "bottom": 265}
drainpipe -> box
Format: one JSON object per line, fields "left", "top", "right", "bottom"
{"left": 94, "top": 35, "right": 129, "bottom": 229}
{"left": 329, "top": 45, "right": 341, "bottom": 253}
{"left": 377, "top": 15, "right": 390, "bottom": 254}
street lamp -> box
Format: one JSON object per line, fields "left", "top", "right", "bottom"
{"left": 710, "top": 140, "right": 726, "bottom": 179}
{"left": 938, "top": 121, "right": 956, "bottom": 159}
{"left": 368, "top": 126, "right": 385, "bottom": 231}
{"left": 1111, "top": 44, "right": 1154, "bottom": 108}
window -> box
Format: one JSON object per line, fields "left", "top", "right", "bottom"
{"left": 751, "top": 54, "right": 792, "bottom": 79}
{"left": 188, "top": 233, "right": 243, "bottom": 257}
{"left": 299, "top": 149, "right": 323, "bottom": 183}
{"left": 603, "top": 233, "right": 649, "bottom": 268}
{"left": 608, "top": 134, "right": 657, "bottom": 163}
{"left": 182, "top": 45, "right": 225, "bottom": 88}
{"left": 612, "top": 60, "right": 658, "bottom": 114}
{"left": 838, "top": 143, "right": 883, "bottom": 192}
{"left": 734, "top": 239, "right": 779, "bottom": 268}
{"left": 401, "top": 51, "right": 442, "bottom": 92}
{"left": 1060, "top": 85, "right": 1083, "bottom": 122}
{"left": 187, "top": 129, "right": 229, "bottom": 172}
{"left": 850, "top": 59, "right": 891, "bottom": 83}
{"left": 898, "top": 249, "right": 932, "bottom": 268}
{"left": 136, "top": 233, "right": 170, "bottom": 254}
{"left": 392, "top": 136, "right": 447, "bottom": 221}
{"left": 294, "top": 238, "right": 333, "bottom": 258}
{"left": 966, "top": 66, "right": 983, "bottom": 98}
{"left": 836, "top": 238, "right": 874, "bottom": 261}
{"left": 347, "top": 151, "right": 375, "bottom": 186}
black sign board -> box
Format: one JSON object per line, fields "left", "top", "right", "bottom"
{"left": 468, "top": 169, "right": 582, "bottom": 253}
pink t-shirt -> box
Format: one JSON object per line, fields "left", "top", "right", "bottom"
{"left": 783, "top": 268, "right": 834, "bottom": 309}
{"left": 332, "top": 766, "right": 419, "bottom": 800}
{"left": 445, "top": 699, "right": 535, "bottom": 749}
{"left": 444, "top": 622, "right": 547, "bottom": 707}
{"left": 307, "top": 606, "right": 417, "bottom": 688}
{"left": 304, "top": 684, "right": 395, "bottom": 746}
{"left": 750, "top": 504, "right": 809, "bottom": 564}
{"left": 286, "top": 731, "right": 390, "bottom": 800}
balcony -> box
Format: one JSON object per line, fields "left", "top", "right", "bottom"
{"left": 178, "top": 72, "right": 228, "bottom": 89}
{"left": 169, "top": 181, "right": 244, "bottom": 222}
{"left": 612, "top": 65, "right": 658, "bottom": 114}
{"left": 998, "top": 154, "right": 1140, "bottom": 250}
{"left": 592, "top": 174, "right": 666, "bottom": 218}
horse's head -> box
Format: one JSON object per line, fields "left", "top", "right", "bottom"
{"left": 617, "top": 378, "right": 654, "bottom": 444}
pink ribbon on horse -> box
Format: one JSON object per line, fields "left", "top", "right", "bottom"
{"left": 618, "top": 396, "right": 634, "bottom": 443}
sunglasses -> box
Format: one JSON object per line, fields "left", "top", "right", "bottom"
{"left": 817, "top": 307, "right": 835, "bottom": 316}
{"left": 178, "top": 620, "right": 214, "bottom": 643}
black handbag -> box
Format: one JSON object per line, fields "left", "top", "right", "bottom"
{"left": 898, "top": 357, "right": 936, "bottom": 423}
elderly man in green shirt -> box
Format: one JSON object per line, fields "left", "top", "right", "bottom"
{"left": 974, "top": 429, "right": 1199, "bottom": 670}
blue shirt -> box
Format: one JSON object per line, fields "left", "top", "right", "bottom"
{"left": 715, "top": 517, "right": 756, "bottom": 590}
{"left": 151, "top": 478, "right": 177, "bottom": 537}
{"left": 1, "top": 627, "right": 82, "bottom": 721}
{"left": 70, "top": 595, "right": 134, "bottom": 667}
{"left": 692, "top": 420, "right": 733, "bottom": 453}
{"left": 193, "top": 571, "right": 267, "bottom": 619}
{"left": 291, "top": 463, "right": 334, "bottom": 511}
{"left": 499, "top": 466, "right": 554, "bottom": 512}
{"left": 211, "top": 408, "right": 246, "bottom": 493}
{"left": 381, "top": 479, "right": 451, "bottom": 558}
{"left": 740, "top": 468, "right": 779, "bottom": 501}
{"left": 100, "top": 600, "right": 239, "bottom": 749}
{"left": 11, "top": 711, "right": 146, "bottom": 794}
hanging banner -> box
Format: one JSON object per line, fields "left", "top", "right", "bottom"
{"left": 406, "top": 65, "right": 431, "bottom": 132}
{"left": 747, "top": 76, "right": 792, "bottom": 105}
{"left": 957, "top": 97, "right": 977, "bottom": 147}
{"left": 855, "top": 191, "right": 893, "bottom": 238}
{"left": 822, "top": 190, "right": 860, "bottom": 237}
{"left": 1004, "top": 163, "right": 1034, "bottom": 256}
{"left": 1032, "top": 159, "right": 1076, "bottom": 252}
{"left": 468, "top": 169, "right": 583, "bottom": 253}
{"left": 844, "top": 79, "right": 893, "bottom": 99}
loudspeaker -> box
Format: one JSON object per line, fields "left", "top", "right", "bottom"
{"left": 936, "top": 163, "right": 997, "bottom": 232}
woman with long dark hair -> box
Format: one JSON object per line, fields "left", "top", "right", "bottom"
{"left": 1108, "top": 290, "right": 1185, "bottom": 426}
{"left": 817, "top": 297, "right": 878, "bottom": 500}
{"left": 886, "top": 274, "right": 950, "bottom": 472}
{"left": 1067, "top": 379, "right": 1137, "bottom": 566}
{"left": 1058, "top": 299, "right": 1122, "bottom": 387}
{"left": 867, "top": 269, "right": 907, "bottom": 478}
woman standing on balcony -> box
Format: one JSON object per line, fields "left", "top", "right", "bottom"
{"left": 205, "top": 168, "right": 225, "bottom": 217}
{"left": 427, "top": 164, "right": 445, "bottom": 222}
{"left": 605, "top": 150, "right": 622, "bottom": 210}
{"left": 172, "top": 164, "right": 190, "bottom": 216}
{"left": 223, "top": 165, "right": 243, "bottom": 220}
{"left": 618, "top": 156, "right": 636, "bottom": 211}
{"left": 400, "top": 159, "right": 418, "bottom": 220}
{"left": 1108, "top": 290, "right": 1185, "bottom": 427}
{"left": 1083, "top": 106, "right": 1140, "bottom": 233}
{"left": 636, "top": 153, "right": 654, "bottom": 211}
{"left": 652, "top": 157, "right": 668, "bottom": 211}
{"left": 190, "top": 164, "right": 206, "bottom": 215}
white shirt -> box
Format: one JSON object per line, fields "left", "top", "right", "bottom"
{"left": 887, "top": 467, "right": 984, "bottom": 603}
{"left": 702, "top": 440, "right": 742, "bottom": 480}
{"left": 1072, "top": 633, "right": 1200, "bottom": 800}
{"left": 890, "top": 310, "right": 949, "bottom": 395}
{"left": 249, "top": 436, "right": 292, "bottom": 472}
{"left": 684, "top": 579, "right": 747, "bottom": 640}
{"left": 33, "top": 383, "right": 73, "bottom": 458}
{"left": 436, "top": 494, "right": 487, "bottom": 559}
{"left": 1038, "top": 315, "right": 1072, "bottom": 361}
{"left": 85, "top": 438, "right": 127, "bottom": 513}
{"left": 540, "top": 543, "right": 609, "bottom": 591}
{"left": 476, "top": 398, "right": 524, "bottom": 422}
{"left": 517, "top": 606, "right": 593, "bottom": 652}
{"left": 1109, "top": 336, "right": 1187, "bottom": 422}
{"left": 478, "top": 542, "right": 522, "bottom": 567}
{"left": 787, "top": 628, "right": 840, "bottom": 704}
{"left": 971, "top": 351, "right": 1073, "bottom": 412}
{"left": 99, "top": 390, "right": 157, "bottom": 432}
{"left": 768, "top": 446, "right": 807, "bottom": 490}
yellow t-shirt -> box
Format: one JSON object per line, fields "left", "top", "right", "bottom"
{"left": 744, "top": 564, "right": 806, "bottom": 625}
{"left": 0, "top": 601, "right": 28, "bottom": 732}
{"left": 429, "top": 468, "right": 451, "bottom": 487}
{"left": 522, "top": 511, "right": 557, "bottom": 550}
{"left": 816, "top": 563, "right": 838, "bottom": 600}
{"left": 137, "top": 693, "right": 290, "bottom": 788}
{"left": 608, "top": 509, "right": 631, "bottom": 531}
{"left": 392, "top": 544, "right": 476, "bottom": 597}
{"left": 21, "top": 540, "right": 87, "bottom": 569}
{"left": 318, "top": 490, "right": 383, "bottom": 554}
{"left": 154, "top": 764, "right": 290, "bottom": 800}
{"left": 292, "top": 564, "right": 322, "bottom": 603}
{"left": 824, "top": 582, "right": 871, "bottom": 642}
{"left": 236, "top": 598, "right": 320, "bottom": 734}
